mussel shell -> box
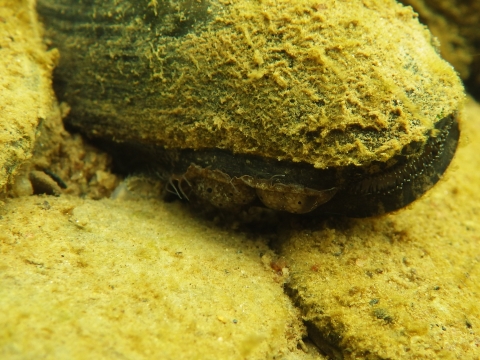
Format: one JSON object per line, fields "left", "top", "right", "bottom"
{"left": 104, "top": 112, "right": 458, "bottom": 217}
{"left": 37, "top": 0, "right": 464, "bottom": 216}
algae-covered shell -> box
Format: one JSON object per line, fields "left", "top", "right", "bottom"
{"left": 37, "top": 0, "right": 464, "bottom": 216}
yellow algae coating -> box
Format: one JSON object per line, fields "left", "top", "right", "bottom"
{"left": 0, "top": 0, "right": 57, "bottom": 190}
{"left": 40, "top": 0, "right": 464, "bottom": 169}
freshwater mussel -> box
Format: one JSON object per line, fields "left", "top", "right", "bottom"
{"left": 37, "top": 0, "right": 464, "bottom": 217}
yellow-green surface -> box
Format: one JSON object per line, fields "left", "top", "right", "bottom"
{"left": 1, "top": 1, "right": 479, "bottom": 359}
{"left": 40, "top": 0, "right": 464, "bottom": 168}
{"left": 280, "top": 99, "right": 480, "bottom": 359}
{"left": 0, "top": 0, "right": 57, "bottom": 191}
{"left": 0, "top": 196, "right": 315, "bottom": 360}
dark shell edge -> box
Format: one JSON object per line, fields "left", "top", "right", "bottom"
{"left": 105, "top": 113, "right": 459, "bottom": 218}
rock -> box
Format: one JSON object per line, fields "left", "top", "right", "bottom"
{"left": 0, "top": 195, "right": 320, "bottom": 359}
{"left": 0, "top": 0, "right": 57, "bottom": 192}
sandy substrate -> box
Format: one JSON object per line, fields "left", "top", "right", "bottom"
{"left": 0, "top": 195, "right": 321, "bottom": 359}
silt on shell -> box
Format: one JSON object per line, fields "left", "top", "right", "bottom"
{"left": 37, "top": 0, "right": 465, "bottom": 217}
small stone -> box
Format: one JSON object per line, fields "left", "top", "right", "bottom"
{"left": 29, "top": 171, "right": 62, "bottom": 196}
